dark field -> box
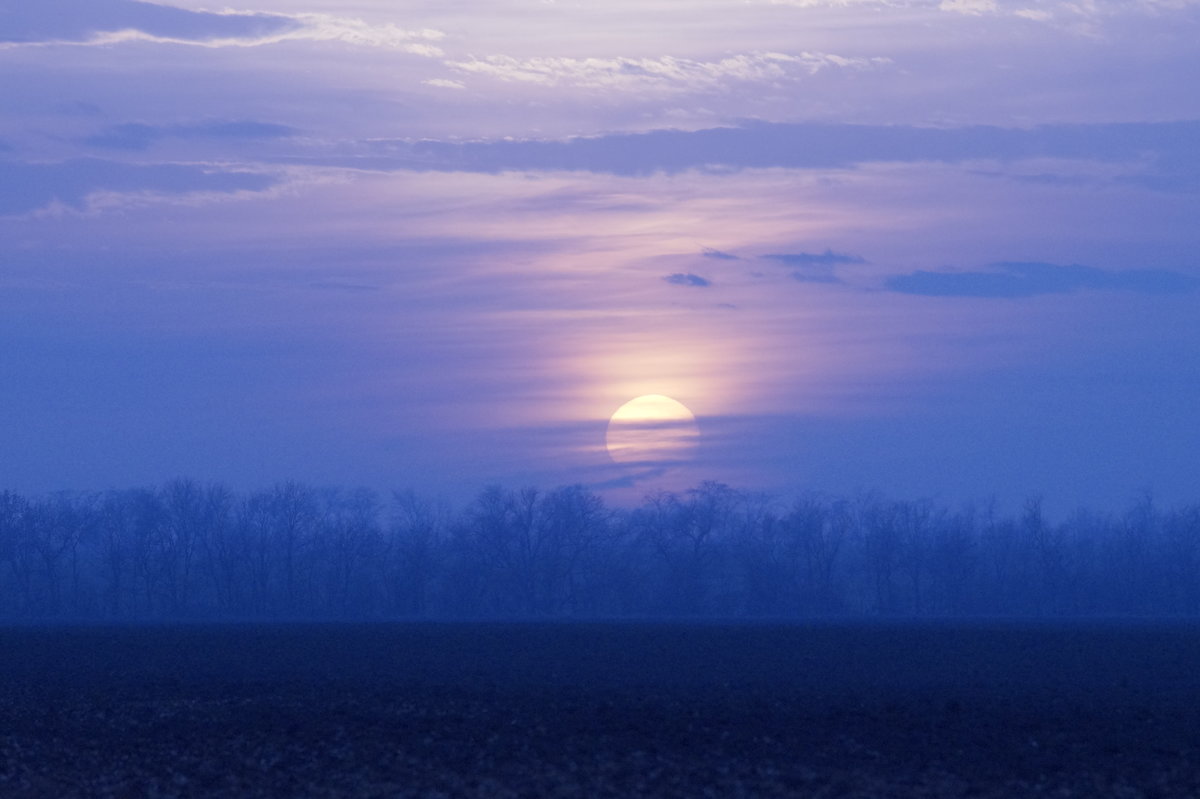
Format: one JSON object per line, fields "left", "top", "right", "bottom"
{"left": 3, "top": 622, "right": 1200, "bottom": 797}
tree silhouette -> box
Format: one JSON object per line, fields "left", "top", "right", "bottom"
{"left": 0, "top": 479, "right": 1198, "bottom": 621}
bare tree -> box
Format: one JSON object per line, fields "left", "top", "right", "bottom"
{"left": 1162, "top": 505, "right": 1200, "bottom": 614}
{"left": 537, "top": 485, "right": 608, "bottom": 615}
{"left": 386, "top": 490, "right": 448, "bottom": 617}
{"left": 317, "top": 487, "right": 382, "bottom": 617}
{"left": 785, "top": 494, "right": 849, "bottom": 614}
{"left": 26, "top": 494, "right": 91, "bottom": 616}
{"left": 639, "top": 482, "right": 739, "bottom": 615}
{"left": 268, "top": 481, "right": 319, "bottom": 615}
{"left": 928, "top": 508, "right": 976, "bottom": 615}
{"left": 0, "top": 491, "right": 33, "bottom": 615}
{"left": 859, "top": 495, "right": 902, "bottom": 614}
{"left": 895, "top": 499, "right": 935, "bottom": 615}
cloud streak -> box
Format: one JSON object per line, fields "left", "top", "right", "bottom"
{"left": 399, "top": 120, "right": 1200, "bottom": 182}
{"left": 444, "top": 51, "right": 889, "bottom": 92}
{"left": 767, "top": 0, "right": 1200, "bottom": 21}
{"left": 664, "top": 273, "right": 712, "bottom": 287}
{"left": 762, "top": 251, "right": 863, "bottom": 285}
{"left": 84, "top": 120, "right": 297, "bottom": 151}
{"left": 0, "top": 159, "right": 279, "bottom": 216}
{"left": 762, "top": 250, "right": 866, "bottom": 266}
{"left": 0, "top": 1, "right": 445, "bottom": 54}
{"left": 885, "top": 261, "right": 1200, "bottom": 298}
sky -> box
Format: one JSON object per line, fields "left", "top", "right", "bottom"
{"left": 1, "top": 0, "right": 1198, "bottom": 514}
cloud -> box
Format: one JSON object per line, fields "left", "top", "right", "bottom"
{"left": 761, "top": 251, "right": 862, "bottom": 284}
{"left": 84, "top": 120, "right": 297, "bottom": 151}
{"left": 282, "top": 15, "right": 444, "bottom": 51}
{"left": 400, "top": 120, "right": 1200, "bottom": 182}
{"left": 767, "top": 0, "right": 900, "bottom": 6}
{"left": 885, "top": 261, "right": 1200, "bottom": 298}
{"left": 767, "top": 0, "right": 1200, "bottom": 12}
{"left": 0, "top": 1, "right": 296, "bottom": 45}
{"left": 945, "top": 0, "right": 1200, "bottom": 27}
{"left": 444, "top": 51, "right": 889, "bottom": 92}
{"left": 701, "top": 247, "right": 740, "bottom": 260}
{"left": 765, "top": 0, "right": 1200, "bottom": 26}
{"left": 762, "top": 250, "right": 866, "bottom": 266}
{"left": 86, "top": 120, "right": 295, "bottom": 151}
{"left": 0, "top": 159, "right": 278, "bottom": 216}
{"left": 0, "top": 1, "right": 444, "bottom": 54}
{"left": 664, "top": 273, "right": 712, "bottom": 287}
{"left": 939, "top": 0, "right": 997, "bottom": 14}
{"left": 1117, "top": 146, "right": 1200, "bottom": 193}
{"left": 790, "top": 271, "right": 844, "bottom": 284}
{"left": 423, "top": 78, "right": 467, "bottom": 90}
{"left": 585, "top": 465, "right": 670, "bottom": 491}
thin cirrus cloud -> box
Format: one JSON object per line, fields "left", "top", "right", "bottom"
{"left": 762, "top": 251, "right": 865, "bottom": 285}
{"left": 0, "top": 0, "right": 445, "bottom": 54}
{"left": 701, "top": 247, "right": 740, "bottom": 261}
{"left": 444, "top": 51, "right": 889, "bottom": 91}
{"left": 85, "top": 121, "right": 298, "bottom": 151}
{"left": 423, "top": 79, "right": 467, "bottom": 91}
{"left": 0, "top": 159, "right": 278, "bottom": 216}
{"left": 938, "top": 0, "right": 1200, "bottom": 21}
{"left": 938, "top": 0, "right": 998, "bottom": 13}
{"left": 885, "top": 261, "right": 1200, "bottom": 298}
{"left": 762, "top": 250, "right": 866, "bottom": 266}
{"left": 767, "top": 0, "right": 1198, "bottom": 20}
{"left": 663, "top": 273, "right": 712, "bottom": 287}
{"left": 403, "top": 120, "right": 1200, "bottom": 186}
{"left": 0, "top": 0, "right": 296, "bottom": 45}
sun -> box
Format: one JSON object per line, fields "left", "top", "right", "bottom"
{"left": 605, "top": 394, "right": 700, "bottom": 465}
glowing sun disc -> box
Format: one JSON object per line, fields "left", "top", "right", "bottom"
{"left": 606, "top": 394, "right": 700, "bottom": 465}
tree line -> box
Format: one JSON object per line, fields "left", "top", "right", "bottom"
{"left": 0, "top": 479, "right": 1198, "bottom": 621}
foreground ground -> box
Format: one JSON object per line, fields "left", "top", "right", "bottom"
{"left": 1, "top": 620, "right": 1199, "bottom": 797}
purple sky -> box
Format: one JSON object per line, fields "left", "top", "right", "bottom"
{"left": 2, "top": 0, "right": 1198, "bottom": 514}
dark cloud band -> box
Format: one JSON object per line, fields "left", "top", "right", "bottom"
{"left": 664, "top": 273, "right": 711, "bottom": 287}
{"left": 886, "top": 261, "right": 1199, "bottom": 298}
{"left": 0, "top": 159, "right": 278, "bottom": 215}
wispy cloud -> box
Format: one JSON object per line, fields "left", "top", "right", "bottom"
{"left": 398, "top": 121, "right": 1200, "bottom": 186}
{"left": 0, "top": 0, "right": 294, "bottom": 46}
{"left": 942, "top": 0, "right": 1200, "bottom": 30}
{"left": 664, "top": 273, "right": 712, "bottom": 287}
{"left": 790, "top": 271, "right": 844, "bottom": 285}
{"left": 938, "top": 0, "right": 997, "bottom": 14}
{"left": 762, "top": 250, "right": 866, "bottom": 266}
{"left": 701, "top": 247, "right": 740, "bottom": 260}
{"left": 762, "top": 251, "right": 862, "bottom": 284}
{"left": 444, "top": 51, "right": 889, "bottom": 92}
{"left": 885, "top": 261, "right": 1200, "bottom": 298}
{"left": 1013, "top": 8, "right": 1053, "bottom": 21}
{"left": 0, "top": 1, "right": 445, "bottom": 54}
{"left": 84, "top": 120, "right": 296, "bottom": 151}
{"left": 765, "top": 0, "right": 903, "bottom": 7}
{"left": 0, "top": 159, "right": 278, "bottom": 216}
{"left": 765, "top": 0, "right": 1200, "bottom": 26}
